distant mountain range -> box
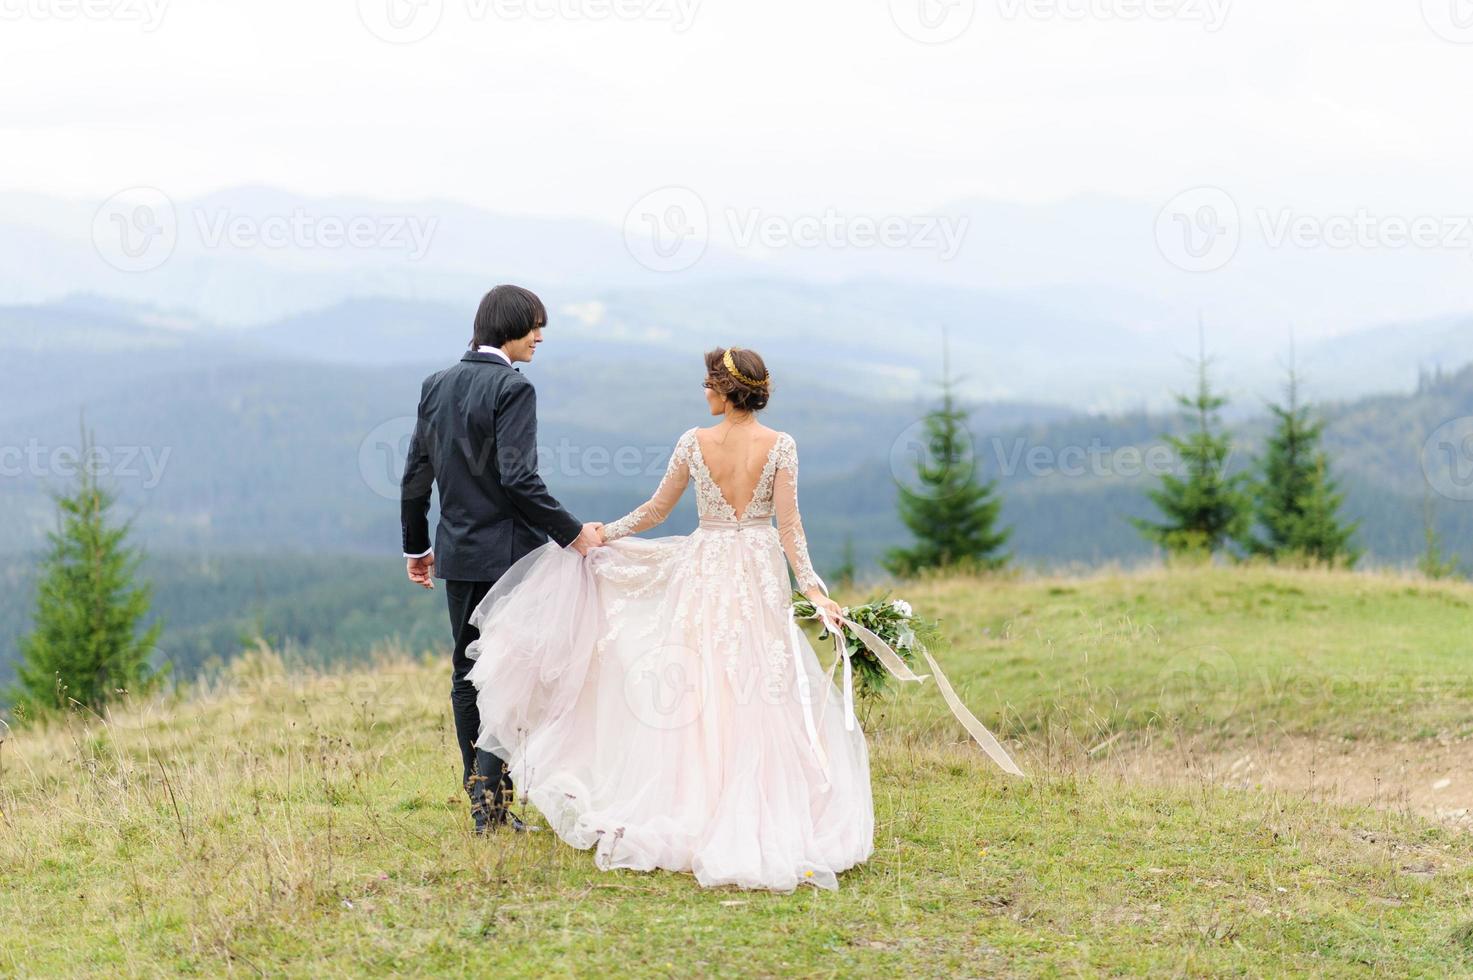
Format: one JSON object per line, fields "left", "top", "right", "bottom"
{"left": 6, "top": 185, "right": 1473, "bottom": 365}
{"left": 5, "top": 278, "right": 1470, "bottom": 418}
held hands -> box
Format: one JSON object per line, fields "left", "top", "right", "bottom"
{"left": 406, "top": 554, "right": 435, "bottom": 589}
{"left": 571, "top": 522, "right": 606, "bottom": 556}
{"left": 410, "top": 524, "right": 604, "bottom": 575}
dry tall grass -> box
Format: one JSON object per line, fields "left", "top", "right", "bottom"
{"left": 5, "top": 567, "right": 1473, "bottom": 975}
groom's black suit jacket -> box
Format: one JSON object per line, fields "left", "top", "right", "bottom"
{"left": 401, "top": 351, "right": 583, "bottom": 581}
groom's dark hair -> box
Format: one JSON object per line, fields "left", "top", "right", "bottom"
{"left": 471, "top": 285, "right": 547, "bottom": 349}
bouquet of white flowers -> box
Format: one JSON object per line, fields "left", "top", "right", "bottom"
{"left": 790, "top": 590, "right": 1025, "bottom": 777}
{"left": 790, "top": 592, "right": 938, "bottom": 698}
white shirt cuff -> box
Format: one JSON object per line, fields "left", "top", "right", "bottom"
{"left": 403, "top": 548, "right": 433, "bottom": 559}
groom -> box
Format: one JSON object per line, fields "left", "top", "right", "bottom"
{"left": 401, "top": 284, "right": 603, "bottom": 834}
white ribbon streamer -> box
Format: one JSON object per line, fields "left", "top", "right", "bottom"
{"left": 788, "top": 617, "right": 830, "bottom": 786}
{"left": 800, "top": 607, "right": 1025, "bottom": 778}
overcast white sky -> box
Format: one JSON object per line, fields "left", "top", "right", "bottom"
{"left": 5, "top": 0, "right": 1473, "bottom": 222}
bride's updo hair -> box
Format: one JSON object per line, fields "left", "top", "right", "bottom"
{"left": 705, "top": 347, "right": 771, "bottom": 412}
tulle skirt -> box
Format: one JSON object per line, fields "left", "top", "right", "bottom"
{"left": 464, "top": 527, "right": 873, "bottom": 892}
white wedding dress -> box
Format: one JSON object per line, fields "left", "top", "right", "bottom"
{"left": 464, "top": 427, "right": 873, "bottom": 891}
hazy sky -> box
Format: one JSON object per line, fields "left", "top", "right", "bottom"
{"left": 5, "top": 0, "right": 1473, "bottom": 223}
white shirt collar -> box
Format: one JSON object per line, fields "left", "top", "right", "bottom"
{"left": 475, "top": 345, "right": 512, "bottom": 365}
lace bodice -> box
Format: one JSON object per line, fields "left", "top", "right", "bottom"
{"left": 602, "top": 428, "right": 825, "bottom": 594}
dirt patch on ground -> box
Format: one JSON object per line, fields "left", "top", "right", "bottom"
{"left": 1099, "top": 735, "right": 1473, "bottom": 830}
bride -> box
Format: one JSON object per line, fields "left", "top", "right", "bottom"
{"left": 464, "top": 346, "right": 872, "bottom": 892}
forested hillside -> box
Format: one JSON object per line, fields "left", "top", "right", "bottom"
{"left": 4, "top": 298, "right": 1472, "bottom": 686}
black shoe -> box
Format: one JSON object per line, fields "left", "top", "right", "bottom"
{"left": 467, "top": 773, "right": 495, "bottom": 836}
{"left": 490, "top": 807, "right": 538, "bottom": 833}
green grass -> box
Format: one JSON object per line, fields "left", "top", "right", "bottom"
{"left": 4, "top": 565, "right": 1473, "bottom": 976}
{"left": 894, "top": 562, "right": 1473, "bottom": 743}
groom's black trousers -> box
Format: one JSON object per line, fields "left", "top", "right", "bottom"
{"left": 444, "top": 579, "right": 512, "bottom": 811}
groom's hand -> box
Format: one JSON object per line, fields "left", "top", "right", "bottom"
{"left": 571, "top": 522, "right": 604, "bottom": 555}
{"left": 406, "top": 554, "right": 435, "bottom": 589}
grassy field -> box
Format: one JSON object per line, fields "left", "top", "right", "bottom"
{"left": 4, "top": 566, "right": 1473, "bottom": 977}
{"left": 898, "top": 563, "right": 1473, "bottom": 743}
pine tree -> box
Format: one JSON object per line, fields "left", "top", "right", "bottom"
{"left": 9, "top": 428, "right": 164, "bottom": 717}
{"left": 884, "top": 342, "right": 1011, "bottom": 576}
{"left": 1417, "top": 492, "right": 1461, "bottom": 581}
{"left": 1134, "top": 327, "right": 1250, "bottom": 558}
{"left": 1248, "top": 348, "right": 1359, "bottom": 566}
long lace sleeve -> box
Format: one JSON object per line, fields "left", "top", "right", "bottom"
{"left": 603, "top": 430, "right": 693, "bottom": 541}
{"left": 772, "top": 434, "right": 826, "bottom": 596}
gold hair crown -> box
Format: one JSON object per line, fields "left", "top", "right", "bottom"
{"left": 723, "top": 348, "right": 769, "bottom": 388}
